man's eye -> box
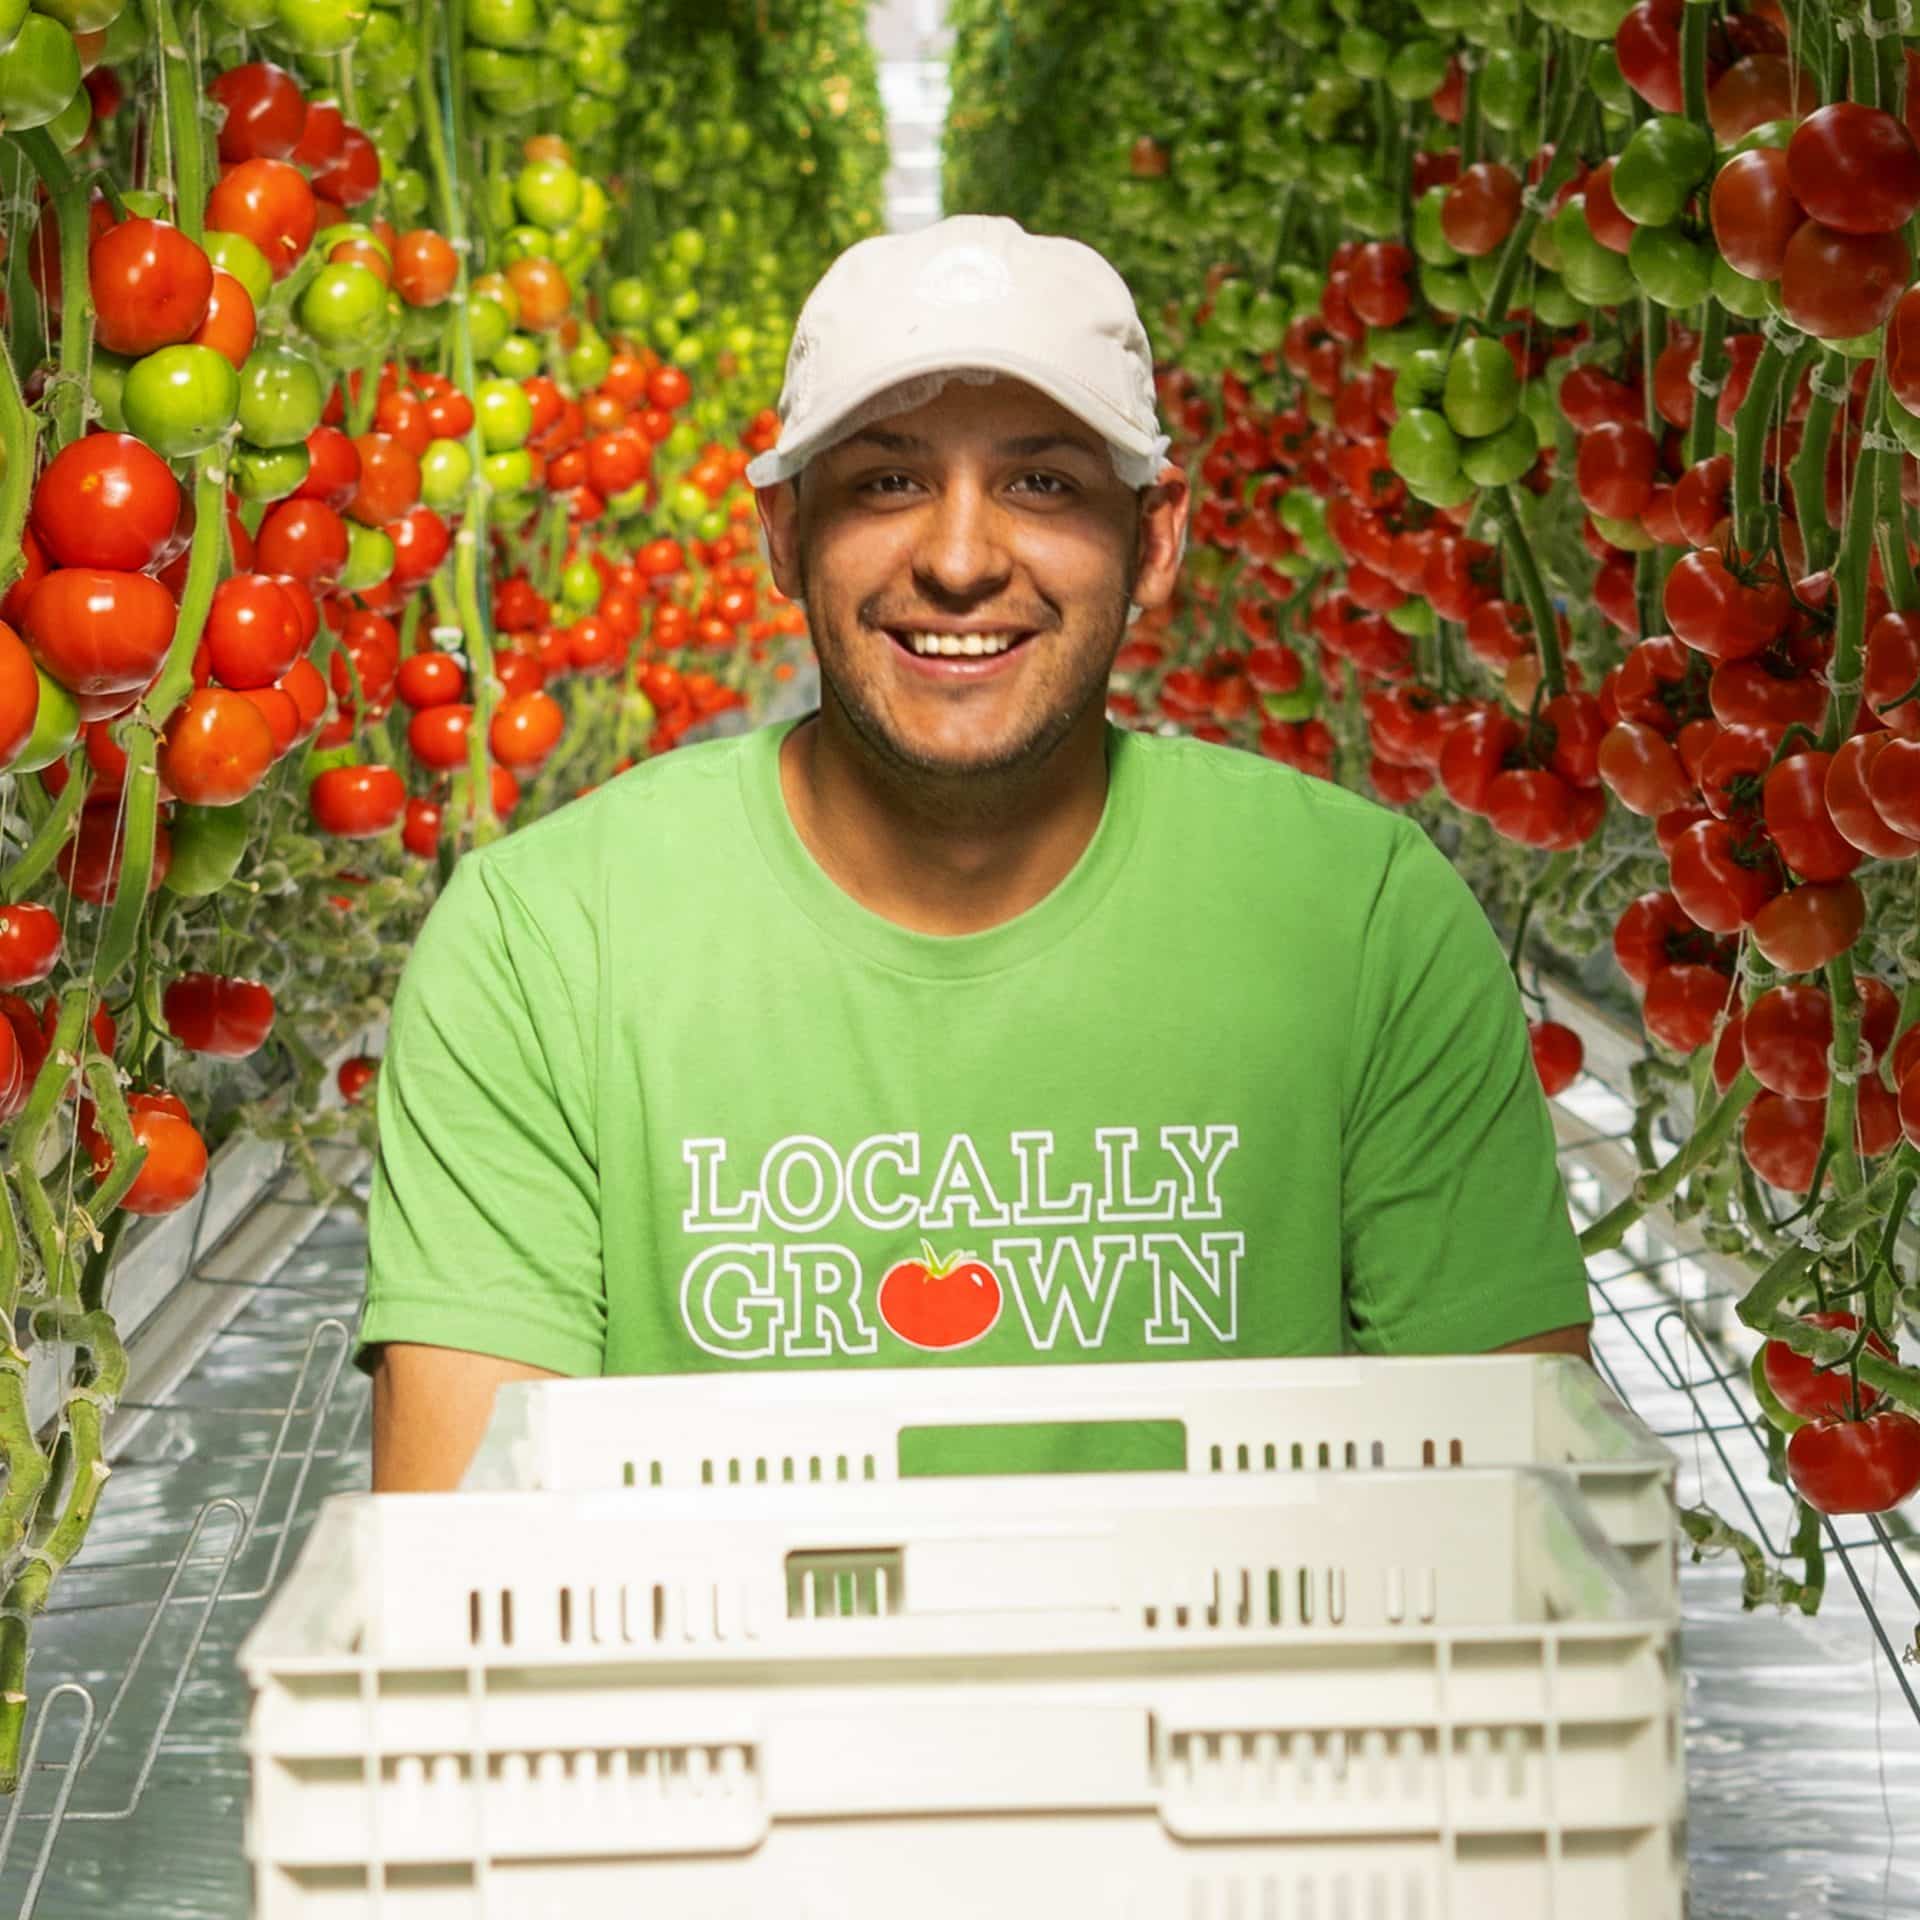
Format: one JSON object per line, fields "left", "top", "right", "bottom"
{"left": 1013, "top": 472, "right": 1074, "bottom": 497}
{"left": 860, "top": 472, "right": 918, "bottom": 496}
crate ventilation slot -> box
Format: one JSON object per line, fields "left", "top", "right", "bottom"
{"left": 623, "top": 1453, "right": 880, "bottom": 1488}
{"left": 1153, "top": 1724, "right": 1439, "bottom": 1801}
{"left": 1178, "top": 1869, "right": 1434, "bottom": 1918}
{"left": 1143, "top": 1566, "right": 1349, "bottom": 1630}
{"left": 1207, "top": 1438, "right": 1390, "bottom": 1471}
{"left": 785, "top": 1548, "right": 904, "bottom": 1619}
{"left": 468, "top": 1580, "right": 758, "bottom": 1649}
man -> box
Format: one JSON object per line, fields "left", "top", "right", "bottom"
{"left": 359, "top": 214, "right": 1592, "bottom": 1493}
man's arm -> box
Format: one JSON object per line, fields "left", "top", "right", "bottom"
{"left": 1492, "top": 1322, "right": 1593, "bottom": 1363}
{"left": 370, "top": 1342, "right": 567, "bottom": 1492}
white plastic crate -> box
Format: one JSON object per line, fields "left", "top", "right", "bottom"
{"left": 463, "top": 1354, "right": 1680, "bottom": 1607}
{"left": 241, "top": 1466, "right": 1684, "bottom": 1919}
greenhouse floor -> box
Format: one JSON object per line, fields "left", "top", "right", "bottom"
{"left": 0, "top": 1104, "right": 1914, "bottom": 1919}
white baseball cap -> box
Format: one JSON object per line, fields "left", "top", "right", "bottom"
{"left": 743, "top": 213, "right": 1172, "bottom": 492}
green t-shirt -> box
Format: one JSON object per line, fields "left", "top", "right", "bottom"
{"left": 357, "top": 717, "right": 1591, "bottom": 1429}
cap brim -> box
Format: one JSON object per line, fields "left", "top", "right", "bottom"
{"left": 744, "top": 345, "right": 1162, "bottom": 489}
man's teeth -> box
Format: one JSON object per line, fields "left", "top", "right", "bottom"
{"left": 901, "top": 631, "right": 1018, "bottom": 657}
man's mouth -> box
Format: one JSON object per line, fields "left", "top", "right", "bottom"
{"left": 881, "top": 627, "right": 1038, "bottom": 662}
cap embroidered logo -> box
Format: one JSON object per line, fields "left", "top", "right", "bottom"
{"left": 914, "top": 244, "right": 1013, "bottom": 310}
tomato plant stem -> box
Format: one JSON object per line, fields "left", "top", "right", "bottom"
{"left": 1479, "top": 60, "right": 1594, "bottom": 331}
{"left": 1820, "top": 951, "right": 1866, "bottom": 1199}
{"left": 1, "top": 756, "right": 87, "bottom": 906}
{"left": 1732, "top": 335, "right": 1811, "bottom": 554}
{"left": 1489, "top": 485, "right": 1566, "bottom": 699}
{"left": 1789, "top": 348, "right": 1845, "bottom": 575}
{"left": 138, "top": 0, "right": 206, "bottom": 241}
{"left": 14, "top": 131, "right": 93, "bottom": 455}
{"left": 0, "top": 335, "right": 38, "bottom": 605}
{"left": 1876, "top": 382, "right": 1918, "bottom": 610}
{"left": 1821, "top": 363, "right": 1889, "bottom": 752}
{"left": 1685, "top": 302, "right": 1727, "bottom": 468}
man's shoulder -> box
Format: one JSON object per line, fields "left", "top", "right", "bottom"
{"left": 1126, "top": 727, "right": 1415, "bottom": 858}
{"left": 466, "top": 724, "right": 761, "bottom": 897}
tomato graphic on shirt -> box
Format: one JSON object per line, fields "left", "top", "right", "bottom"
{"left": 877, "top": 1240, "right": 1003, "bottom": 1350}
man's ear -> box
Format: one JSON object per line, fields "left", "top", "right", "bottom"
{"left": 754, "top": 478, "right": 805, "bottom": 605}
{"left": 1128, "top": 463, "right": 1192, "bottom": 616}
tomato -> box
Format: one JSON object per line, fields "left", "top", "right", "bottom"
{"left": 0, "top": 623, "right": 41, "bottom": 772}
{"left": 1576, "top": 422, "right": 1659, "bottom": 521}
{"left": 255, "top": 497, "right": 348, "bottom": 583}
{"left": 385, "top": 504, "right": 450, "bottom": 585}
{"left": 1707, "top": 147, "right": 1805, "bottom": 284}
{"left": 122, "top": 344, "right": 240, "bottom": 458}
{"left": 395, "top": 651, "right": 466, "bottom": 710}
{"left": 1749, "top": 879, "right": 1866, "bottom": 973}
{"left": 309, "top": 763, "right": 405, "bottom": 837}
{"left": 1643, "top": 962, "right": 1735, "bottom": 1052}
{"left": 203, "top": 574, "right": 301, "bottom": 691}
{"left": 1788, "top": 104, "right": 1920, "bottom": 237}
{"left": 1765, "top": 1312, "right": 1895, "bottom": 1422}
{"left": 1826, "top": 733, "right": 1920, "bottom": 858}
{"left": 1598, "top": 720, "right": 1695, "bottom": 816}
{"left": 1758, "top": 752, "right": 1861, "bottom": 882}
{"left": 505, "top": 255, "right": 570, "bottom": 329}
{"left": 1786, "top": 1410, "right": 1920, "bottom": 1515}
{"left": 1865, "top": 734, "right": 1920, "bottom": 839}
{"left": 340, "top": 433, "right": 418, "bottom": 527}
{"left": 393, "top": 229, "right": 458, "bottom": 307}
{"left": 236, "top": 346, "right": 325, "bottom": 448}
{"left": 1668, "top": 817, "right": 1782, "bottom": 932}
{"left": 190, "top": 270, "right": 258, "bottom": 370}
{"left": 486, "top": 689, "right": 563, "bottom": 768}
{"left": 309, "top": 125, "right": 380, "bottom": 208}
{"left": 159, "top": 688, "right": 276, "bottom": 805}
{"left": 162, "top": 971, "right": 276, "bottom": 1057}
{"left": 206, "top": 158, "right": 317, "bottom": 279}
{"left": 1780, "top": 222, "right": 1912, "bottom": 341}
{"left": 1528, "top": 1020, "right": 1583, "bottom": 1096}
{"left": 1664, "top": 550, "right": 1789, "bottom": 662}
{"left": 1741, "top": 983, "right": 1837, "bottom": 1100}
{"left": 81, "top": 1091, "right": 208, "bottom": 1215}
{"left": 336, "top": 1054, "right": 378, "bottom": 1104}
{"left": 297, "top": 260, "right": 386, "bottom": 349}
{"left": 405, "top": 702, "right": 472, "bottom": 771}
{"left": 1865, "top": 611, "right": 1920, "bottom": 738}
{"left": 24, "top": 567, "right": 175, "bottom": 697}
{"left": 57, "top": 799, "right": 172, "bottom": 903}
{"left": 210, "top": 61, "right": 308, "bottom": 162}
{"left": 0, "top": 903, "right": 62, "bottom": 988}
{"left": 30, "top": 432, "right": 180, "bottom": 571}
{"left": 89, "top": 217, "right": 212, "bottom": 356}
{"left": 163, "top": 798, "right": 254, "bottom": 896}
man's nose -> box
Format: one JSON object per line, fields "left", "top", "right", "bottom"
{"left": 912, "top": 479, "right": 1013, "bottom": 603}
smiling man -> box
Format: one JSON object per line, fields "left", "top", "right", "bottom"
{"left": 358, "top": 214, "right": 1593, "bottom": 1492}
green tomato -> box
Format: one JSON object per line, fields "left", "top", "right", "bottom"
{"left": 1386, "top": 594, "right": 1437, "bottom": 636}
{"left": 669, "top": 226, "right": 707, "bottom": 270}
{"left": 232, "top": 441, "right": 312, "bottom": 502}
{"left": 236, "top": 347, "right": 325, "bottom": 447}
{"left": 1412, "top": 186, "right": 1462, "bottom": 268}
{"left": 481, "top": 448, "right": 533, "bottom": 495}
{"left": 120, "top": 187, "right": 168, "bottom": 219}
{"left": 1336, "top": 24, "right": 1388, "bottom": 77}
{"left": 566, "top": 328, "right": 611, "bottom": 389}
{"left": 298, "top": 260, "right": 387, "bottom": 347}
{"left": 1383, "top": 38, "right": 1448, "bottom": 102}
{"left": 270, "top": 0, "right": 368, "bottom": 56}
{"left": 1611, "top": 115, "right": 1713, "bottom": 229}
{"left": 7, "top": 668, "right": 80, "bottom": 774}
{"left": 1340, "top": 177, "right": 1401, "bottom": 239}
{"left": 468, "top": 293, "right": 512, "bottom": 359}
{"left": 1478, "top": 48, "right": 1542, "bottom": 133}
{"left": 33, "top": 0, "right": 121, "bottom": 30}
{"left": 162, "top": 799, "right": 256, "bottom": 896}
{"left": 1589, "top": 46, "right": 1632, "bottom": 113}
{"left": 338, "top": 521, "right": 395, "bottom": 592}
{"left": 1885, "top": 393, "right": 1920, "bottom": 459}
{"left": 88, "top": 349, "right": 133, "bottom": 432}
{"left": 122, "top": 344, "right": 240, "bottom": 457}
{"left": 571, "top": 32, "right": 628, "bottom": 96}
{"left": 1730, "top": 117, "right": 1797, "bottom": 156}
{"left": 464, "top": 0, "right": 537, "bottom": 46}
{"left": 98, "top": 0, "right": 147, "bottom": 56}
{"left": 1443, "top": 336, "right": 1520, "bottom": 438}
{"left": 490, "top": 330, "right": 543, "bottom": 378}
{"left": 1459, "top": 412, "right": 1539, "bottom": 486}
{"left": 1555, "top": 197, "right": 1637, "bottom": 303}
{"left": 1420, "top": 265, "right": 1474, "bottom": 317}
{"left": 0, "top": 15, "right": 81, "bottom": 128}
{"left": 1466, "top": 251, "right": 1505, "bottom": 306}
{"left": 1387, "top": 407, "right": 1463, "bottom": 488}
{"left": 498, "top": 223, "right": 548, "bottom": 265}
{"left": 667, "top": 479, "right": 707, "bottom": 522}
{"left": 575, "top": 176, "right": 610, "bottom": 237}
{"left": 562, "top": 92, "right": 618, "bottom": 146}
{"left": 1590, "top": 512, "right": 1657, "bottom": 551}
{"left": 418, "top": 436, "right": 472, "bottom": 510}
{"left": 475, "top": 377, "right": 532, "bottom": 452}
{"left": 204, "top": 228, "right": 274, "bottom": 305}
{"left": 386, "top": 165, "right": 430, "bottom": 229}
{"left": 1629, "top": 224, "right": 1713, "bottom": 308}
{"left": 605, "top": 276, "right": 651, "bottom": 328}
{"left": 206, "top": 0, "right": 275, "bottom": 24}
{"left": 1529, "top": 274, "right": 1583, "bottom": 328}
{"left": 664, "top": 418, "right": 700, "bottom": 461}
{"left": 558, "top": 556, "right": 601, "bottom": 610}
{"left": 301, "top": 741, "right": 361, "bottom": 782}
{"left": 46, "top": 76, "right": 90, "bottom": 153}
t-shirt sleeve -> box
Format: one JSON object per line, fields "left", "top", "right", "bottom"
{"left": 354, "top": 852, "right": 606, "bottom": 1379}
{"left": 1339, "top": 820, "right": 1593, "bottom": 1355}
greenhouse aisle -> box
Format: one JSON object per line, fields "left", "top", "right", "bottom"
{"left": 0, "top": 1100, "right": 1910, "bottom": 1919}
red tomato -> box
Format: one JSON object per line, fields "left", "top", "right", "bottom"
{"left": 1786, "top": 1410, "right": 1920, "bottom": 1515}
{"left": 0, "top": 903, "right": 62, "bottom": 988}
{"left": 1668, "top": 817, "right": 1783, "bottom": 932}
{"left": 205, "top": 158, "right": 317, "bottom": 279}
{"left": 254, "top": 497, "right": 349, "bottom": 583}
{"left": 1787, "top": 104, "right": 1920, "bottom": 236}
{"left": 81, "top": 1091, "right": 208, "bottom": 1215}
{"left": 30, "top": 432, "right": 180, "bottom": 571}
{"left": 395, "top": 650, "right": 466, "bottom": 709}
{"left": 276, "top": 655, "right": 329, "bottom": 739}
{"left": 488, "top": 690, "right": 564, "bottom": 768}
{"left": 56, "top": 800, "right": 172, "bottom": 903}
{"left": 336, "top": 1054, "right": 378, "bottom": 1104}
{"left": 1748, "top": 879, "right": 1867, "bottom": 973}
{"left": 385, "top": 505, "right": 450, "bottom": 585}
{"left": 295, "top": 425, "right": 361, "bottom": 507}
{"left": 88, "top": 217, "right": 212, "bottom": 356}
{"left": 1709, "top": 146, "right": 1806, "bottom": 281}
{"left": 209, "top": 61, "right": 308, "bottom": 162}
{"left": 309, "top": 126, "right": 381, "bottom": 208}
{"left": 23, "top": 568, "right": 176, "bottom": 697}
{"left": 1761, "top": 751, "right": 1862, "bottom": 882}
{"left": 1865, "top": 611, "right": 1920, "bottom": 738}
{"left": 1742, "top": 983, "right": 1835, "bottom": 1100}
{"left": 1764, "top": 1312, "right": 1895, "bottom": 1421}
{"left": 1599, "top": 721, "right": 1697, "bottom": 816}
{"left": 1664, "top": 550, "right": 1790, "bottom": 662}
{"left": 190, "top": 270, "right": 257, "bottom": 369}
{"left": 1441, "top": 163, "right": 1521, "bottom": 257}
{"left": 1575, "top": 422, "right": 1658, "bottom": 520}
{"left": 1528, "top": 1020, "right": 1584, "bottom": 1097}
{"left": 346, "top": 433, "right": 421, "bottom": 527}
{"left": 159, "top": 689, "right": 276, "bottom": 805}
{"left": 401, "top": 795, "right": 442, "bottom": 859}
{"left": 393, "top": 230, "right": 458, "bottom": 307}
{"left": 406, "top": 702, "right": 472, "bottom": 771}
{"left": 162, "top": 971, "right": 276, "bottom": 1057}
{"left": 1780, "top": 221, "right": 1911, "bottom": 340}
{"left": 309, "top": 763, "right": 405, "bottom": 837}
{"left": 204, "top": 574, "right": 303, "bottom": 690}
{"left": 1643, "top": 962, "right": 1735, "bottom": 1052}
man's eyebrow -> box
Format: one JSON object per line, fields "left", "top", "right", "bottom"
{"left": 834, "top": 428, "right": 1106, "bottom": 461}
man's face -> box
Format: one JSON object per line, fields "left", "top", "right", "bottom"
{"left": 765, "top": 377, "right": 1172, "bottom": 781}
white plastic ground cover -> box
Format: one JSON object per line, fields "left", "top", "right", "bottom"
{"left": 240, "top": 1465, "right": 1682, "bottom": 1919}
{"left": 463, "top": 1353, "right": 1681, "bottom": 1607}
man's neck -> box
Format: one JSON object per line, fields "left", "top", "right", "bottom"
{"left": 778, "top": 703, "right": 1112, "bottom": 938}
